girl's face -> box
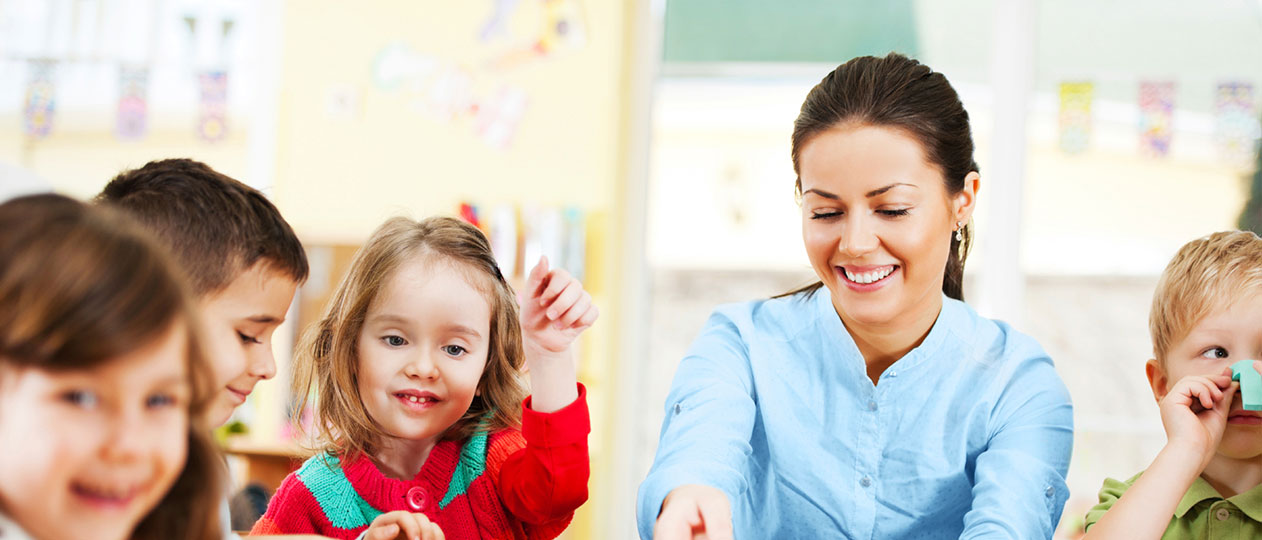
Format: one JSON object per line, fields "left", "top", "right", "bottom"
{"left": 0, "top": 323, "right": 191, "bottom": 540}
{"left": 799, "top": 124, "right": 976, "bottom": 328}
{"left": 357, "top": 257, "right": 491, "bottom": 451}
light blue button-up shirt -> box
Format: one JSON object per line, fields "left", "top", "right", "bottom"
{"left": 637, "top": 290, "right": 1073, "bottom": 539}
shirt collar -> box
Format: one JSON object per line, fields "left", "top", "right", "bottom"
{"left": 0, "top": 513, "right": 34, "bottom": 540}
{"left": 811, "top": 288, "right": 961, "bottom": 375}
{"left": 1230, "top": 480, "right": 1262, "bottom": 522}
{"left": 1174, "top": 476, "right": 1262, "bottom": 522}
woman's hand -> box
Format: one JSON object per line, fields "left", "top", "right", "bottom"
{"left": 1159, "top": 368, "right": 1236, "bottom": 470}
{"left": 654, "top": 484, "right": 734, "bottom": 540}
{"left": 362, "top": 511, "right": 445, "bottom": 540}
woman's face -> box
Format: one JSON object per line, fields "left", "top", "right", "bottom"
{"left": 798, "top": 124, "right": 976, "bottom": 329}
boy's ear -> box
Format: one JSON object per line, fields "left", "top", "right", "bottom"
{"left": 1146, "top": 358, "right": 1169, "bottom": 403}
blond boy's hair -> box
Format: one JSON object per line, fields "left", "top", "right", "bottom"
{"left": 292, "top": 216, "right": 527, "bottom": 461}
{"left": 1150, "top": 230, "right": 1262, "bottom": 364}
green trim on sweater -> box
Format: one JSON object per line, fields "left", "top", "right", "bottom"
{"left": 296, "top": 454, "right": 383, "bottom": 530}
{"left": 440, "top": 428, "right": 489, "bottom": 508}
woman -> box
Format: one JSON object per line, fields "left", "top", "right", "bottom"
{"left": 637, "top": 53, "right": 1074, "bottom": 539}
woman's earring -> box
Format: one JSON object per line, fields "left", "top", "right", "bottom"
{"left": 954, "top": 222, "right": 963, "bottom": 242}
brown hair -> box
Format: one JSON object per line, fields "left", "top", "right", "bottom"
{"left": 785, "top": 52, "right": 978, "bottom": 301}
{"left": 293, "top": 216, "right": 527, "bottom": 460}
{"left": 1150, "top": 230, "right": 1262, "bottom": 364}
{"left": 96, "top": 158, "right": 309, "bottom": 296}
{"left": 0, "top": 194, "right": 222, "bottom": 540}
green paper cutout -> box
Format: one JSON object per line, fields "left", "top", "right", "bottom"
{"left": 1230, "top": 360, "right": 1262, "bottom": 411}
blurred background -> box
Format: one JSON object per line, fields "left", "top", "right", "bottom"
{"left": 2, "top": 0, "right": 1261, "bottom": 538}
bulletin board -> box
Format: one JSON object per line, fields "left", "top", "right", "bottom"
{"left": 662, "top": 0, "right": 919, "bottom": 64}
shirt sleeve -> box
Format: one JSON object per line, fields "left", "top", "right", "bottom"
{"left": 1083, "top": 477, "right": 1130, "bottom": 531}
{"left": 498, "top": 383, "right": 592, "bottom": 524}
{"left": 636, "top": 310, "right": 757, "bottom": 540}
{"left": 961, "top": 354, "right": 1075, "bottom": 539}
{"left": 220, "top": 494, "right": 242, "bottom": 539}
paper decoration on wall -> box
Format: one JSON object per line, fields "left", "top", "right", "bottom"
{"left": 116, "top": 66, "right": 150, "bottom": 140}
{"left": 475, "top": 87, "right": 528, "bottom": 149}
{"left": 22, "top": 60, "right": 56, "bottom": 139}
{"left": 490, "top": 0, "right": 590, "bottom": 70}
{"left": 1058, "top": 82, "right": 1093, "bottom": 154}
{"left": 197, "top": 70, "right": 229, "bottom": 142}
{"left": 538, "top": 0, "right": 588, "bottom": 53}
{"left": 424, "top": 66, "right": 476, "bottom": 122}
{"left": 1138, "top": 81, "right": 1175, "bottom": 158}
{"left": 1214, "top": 82, "right": 1261, "bottom": 168}
{"left": 480, "top": 0, "right": 523, "bottom": 42}
{"left": 372, "top": 42, "right": 438, "bottom": 91}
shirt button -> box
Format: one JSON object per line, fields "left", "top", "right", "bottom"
{"left": 867, "top": 401, "right": 878, "bottom": 411}
{"left": 1216, "top": 508, "right": 1231, "bottom": 521}
{"left": 407, "top": 486, "right": 427, "bottom": 511}
{"left": 673, "top": 403, "right": 682, "bottom": 415}
{"left": 860, "top": 476, "right": 872, "bottom": 487}
{"left": 888, "top": 371, "right": 897, "bottom": 378}
{"left": 1045, "top": 486, "right": 1055, "bottom": 498}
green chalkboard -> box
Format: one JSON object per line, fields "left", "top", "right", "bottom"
{"left": 663, "top": 0, "right": 919, "bottom": 64}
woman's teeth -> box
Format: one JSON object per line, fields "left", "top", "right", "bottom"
{"left": 844, "top": 267, "right": 894, "bottom": 284}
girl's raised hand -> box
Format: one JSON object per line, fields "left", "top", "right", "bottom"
{"left": 363, "top": 510, "right": 445, "bottom": 540}
{"left": 521, "top": 256, "right": 598, "bottom": 356}
{"left": 1159, "top": 368, "right": 1236, "bottom": 470}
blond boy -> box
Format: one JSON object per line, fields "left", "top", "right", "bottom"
{"left": 1084, "top": 230, "right": 1262, "bottom": 539}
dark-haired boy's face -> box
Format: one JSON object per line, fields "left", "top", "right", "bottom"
{"left": 798, "top": 124, "right": 976, "bottom": 331}
{"left": 199, "top": 262, "right": 298, "bottom": 426}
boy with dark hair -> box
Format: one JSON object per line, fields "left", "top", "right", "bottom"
{"left": 98, "top": 158, "right": 308, "bottom": 427}
{"left": 98, "top": 159, "right": 310, "bottom": 539}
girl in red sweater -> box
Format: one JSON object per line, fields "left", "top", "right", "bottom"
{"left": 251, "top": 216, "right": 595, "bottom": 540}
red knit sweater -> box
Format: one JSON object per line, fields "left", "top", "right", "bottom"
{"left": 250, "top": 386, "right": 589, "bottom": 539}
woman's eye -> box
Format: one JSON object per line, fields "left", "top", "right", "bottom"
{"left": 443, "top": 345, "right": 467, "bottom": 357}
{"left": 810, "top": 211, "right": 842, "bottom": 220}
{"left": 877, "top": 208, "right": 910, "bottom": 217}
{"left": 1200, "top": 347, "right": 1228, "bottom": 360}
{"left": 62, "top": 389, "right": 99, "bottom": 409}
{"left": 237, "top": 331, "right": 262, "bottom": 345}
{"left": 383, "top": 335, "right": 407, "bottom": 347}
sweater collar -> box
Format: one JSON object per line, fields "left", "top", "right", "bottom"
{"left": 342, "top": 439, "right": 464, "bottom": 508}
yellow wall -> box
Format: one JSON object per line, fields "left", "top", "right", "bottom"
{"left": 271, "top": 0, "right": 625, "bottom": 242}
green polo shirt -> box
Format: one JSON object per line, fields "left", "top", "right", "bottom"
{"left": 1085, "top": 472, "right": 1262, "bottom": 539}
